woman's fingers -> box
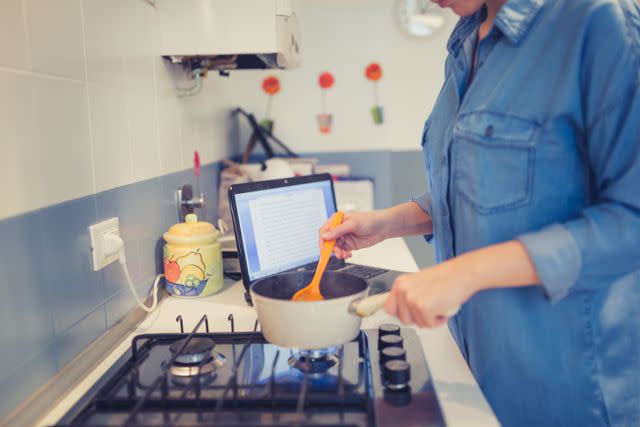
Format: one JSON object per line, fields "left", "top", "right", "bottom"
{"left": 333, "top": 246, "right": 348, "bottom": 259}
{"left": 386, "top": 271, "right": 459, "bottom": 328}
{"left": 383, "top": 292, "right": 399, "bottom": 317}
{"left": 392, "top": 276, "right": 415, "bottom": 325}
{"left": 321, "top": 218, "right": 357, "bottom": 241}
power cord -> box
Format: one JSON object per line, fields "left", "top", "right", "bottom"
{"left": 104, "top": 234, "right": 161, "bottom": 313}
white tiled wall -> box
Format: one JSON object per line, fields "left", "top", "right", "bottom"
{"left": 0, "top": 0, "right": 237, "bottom": 220}
{"left": 1, "top": 0, "right": 456, "bottom": 221}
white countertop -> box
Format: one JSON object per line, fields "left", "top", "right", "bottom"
{"left": 38, "top": 238, "right": 499, "bottom": 427}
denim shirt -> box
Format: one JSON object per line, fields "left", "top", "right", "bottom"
{"left": 413, "top": 0, "right": 640, "bottom": 425}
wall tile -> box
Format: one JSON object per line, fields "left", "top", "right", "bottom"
{"left": 40, "top": 196, "right": 102, "bottom": 334}
{"left": 121, "top": 0, "right": 157, "bottom": 96}
{"left": 55, "top": 305, "right": 106, "bottom": 369}
{"left": 311, "top": 151, "right": 393, "bottom": 209}
{"left": 25, "top": 0, "right": 86, "bottom": 80}
{"left": 0, "top": 343, "right": 57, "bottom": 420}
{"left": 126, "top": 92, "right": 162, "bottom": 183}
{"left": 88, "top": 84, "right": 132, "bottom": 192}
{"left": 0, "top": 0, "right": 29, "bottom": 69}
{"left": 0, "top": 70, "right": 37, "bottom": 220}
{"left": 32, "top": 77, "right": 94, "bottom": 206}
{"left": 156, "top": 96, "right": 184, "bottom": 174}
{"left": 81, "top": 0, "right": 126, "bottom": 88}
{"left": 179, "top": 109, "right": 201, "bottom": 171}
{"left": 133, "top": 179, "right": 169, "bottom": 278}
{"left": 104, "top": 279, "right": 136, "bottom": 328}
{"left": 97, "top": 178, "right": 168, "bottom": 298}
{"left": 0, "top": 211, "right": 54, "bottom": 382}
{"left": 104, "top": 276, "right": 154, "bottom": 328}
{"left": 199, "top": 162, "right": 222, "bottom": 224}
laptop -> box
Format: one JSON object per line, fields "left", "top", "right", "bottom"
{"left": 228, "top": 173, "right": 403, "bottom": 303}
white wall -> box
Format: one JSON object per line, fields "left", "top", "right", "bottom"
{"left": 0, "top": 0, "right": 237, "bottom": 221}
{"left": 0, "top": 0, "right": 456, "bottom": 221}
{"left": 221, "top": 0, "right": 455, "bottom": 154}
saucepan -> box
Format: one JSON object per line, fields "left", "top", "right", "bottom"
{"left": 250, "top": 271, "right": 389, "bottom": 349}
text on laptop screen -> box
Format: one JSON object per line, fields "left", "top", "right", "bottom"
{"left": 235, "top": 180, "right": 336, "bottom": 281}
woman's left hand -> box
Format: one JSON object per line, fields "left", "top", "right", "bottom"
{"left": 384, "top": 240, "right": 541, "bottom": 327}
{"left": 384, "top": 259, "right": 477, "bottom": 327}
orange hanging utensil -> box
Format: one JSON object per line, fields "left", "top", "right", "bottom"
{"left": 291, "top": 211, "right": 344, "bottom": 302}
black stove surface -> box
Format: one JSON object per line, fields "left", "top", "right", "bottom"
{"left": 55, "top": 317, "right": 445, "bottom": 427}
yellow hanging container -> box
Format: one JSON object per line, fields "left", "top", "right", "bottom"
{"left": 162, "top": 213, "right": 223, "bottom": 297}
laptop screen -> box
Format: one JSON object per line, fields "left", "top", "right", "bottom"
{"left": 233, "top": 179, "right": 336, "bottom": 281}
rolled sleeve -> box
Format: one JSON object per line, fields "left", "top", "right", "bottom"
{"left": 411, "top": 192, "right": 434, "bottom": 243}
{"left": 518, "top": 224, "right": 582, "bottom": 303}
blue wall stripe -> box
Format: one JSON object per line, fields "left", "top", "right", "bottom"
{"left": 0, "top": 162, "right": 221, "bottom": 420}
{"left": 0, "top": 151, "right": 418, "bottom": 419}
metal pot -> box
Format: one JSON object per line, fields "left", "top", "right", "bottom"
{"left": 250, "top": 271, "right": 377, "bottom": 350}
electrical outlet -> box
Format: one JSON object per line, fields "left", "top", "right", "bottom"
{"left": 89, "top": 217, "right": 120, "bottom": 271}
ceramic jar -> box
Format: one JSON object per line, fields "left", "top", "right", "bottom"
{"left": 162, "top": 214, "right": 223, "bottom": 297}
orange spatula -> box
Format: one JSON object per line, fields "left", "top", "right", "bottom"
{"left": 291, "top": 211, "right": 344, "bottom": 302}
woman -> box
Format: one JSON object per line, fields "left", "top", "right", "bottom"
{"left": 320, "top": 0, "right": 640, "bottom": 425}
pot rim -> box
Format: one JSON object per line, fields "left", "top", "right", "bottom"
{"left": 249, "top": 283, "right": 369, "bottom": 305}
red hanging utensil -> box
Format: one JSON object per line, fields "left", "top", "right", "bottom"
{"left": 194, "top": 150, "right": 201, "bottom": 177}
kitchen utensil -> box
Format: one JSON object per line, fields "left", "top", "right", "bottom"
{"left": 250, "top": 271, "right": 368, "bottom": 349}
{"left": 163, "top": 213, "right": 223, "bottom": 297}
{"left": 291, "top": 211, "right": 344, "bottom": 302}
{"left": 349, "top": 291, "right": 461, "bottom": 318}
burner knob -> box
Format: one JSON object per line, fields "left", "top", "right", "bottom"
{"left": 384, "top": 387, "right": 412, "bottom": 406}
{"left": 383, "top": 360, "right": 411, "bottom": 390}
{"left": 378, "top": 323, "right": 400, "bottom": 348}
{"left": 379, "top": 334, "right": 403, "bottom": 351}
{"left": 380, "top": 346, "right": 406, "bottom": 364}
{"left": 378, "top": 323, "right": 401, "bottom": 337}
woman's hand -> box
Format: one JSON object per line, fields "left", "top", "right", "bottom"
{"left": 384, "top": 258, "right": 477, "bottom": 327}
{"left": 319, "top": 202, "right": 434, "bottom": 259}
{"left": 319, "top": 211, "right": 388, "bottom": 259}
{"left": 384, "top": 240, "right": 541, "bottom": 327}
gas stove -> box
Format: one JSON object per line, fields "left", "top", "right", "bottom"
{"left": 54, "top": 314, "right": 445, "bottom": 426}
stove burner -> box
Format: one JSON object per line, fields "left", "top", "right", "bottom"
{"left": 288, "top": 349, "right": 340, "bottom": 374}
{"left": 169, "top": 351, "right": 225, "bottom": 386}
{"left": 169, "top": 337, "right": 215, "bottom": 365}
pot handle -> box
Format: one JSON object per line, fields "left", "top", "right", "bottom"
{"left": 349, "top": 292, "right": 461, "bottom": 318}
{"left": 349, "top": 292, "right": 389, "bottom": 317}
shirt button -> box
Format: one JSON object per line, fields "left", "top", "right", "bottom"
{"left": 485, "top": 125, "right": 494, "bottom": 137}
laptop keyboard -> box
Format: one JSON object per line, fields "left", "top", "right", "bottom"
{"left": 297, "top": 259, "right": 388, "bottom": 280}
{"left": 342, "top": 264, "right": 388, "bottom": 279}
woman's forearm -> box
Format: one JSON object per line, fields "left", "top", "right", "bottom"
{"left": 463, "top": 240, "right": 541, "bottom": 294}
{"left": 375, "top": 204, "right": 539, "bottom": 294}
{"left": 377, "top": 201, "right": 433, "bottom": 239}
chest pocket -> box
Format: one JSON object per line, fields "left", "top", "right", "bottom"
{"left": 452, "top": 111, "right": 539, "bottom": 214}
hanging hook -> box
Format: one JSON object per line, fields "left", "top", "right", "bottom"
{"left": 176, "top": 315, "right": 184, "bottom": 333}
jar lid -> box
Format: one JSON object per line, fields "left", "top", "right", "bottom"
{"left": 163, "top": 214, "right": 220, "bottom": 245}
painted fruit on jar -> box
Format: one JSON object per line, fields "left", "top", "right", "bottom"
{"left": 163, "top": 258, "right": 180, "bottom": 282}
{"left": 163, "top": 248, "right": 213, "bottom": 296}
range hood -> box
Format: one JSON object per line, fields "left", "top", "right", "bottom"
{"left": 158, "top": 0, "right": 300, "bottom": 71}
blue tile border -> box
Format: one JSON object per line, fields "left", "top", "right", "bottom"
{"left": 0, "top": 210, "right": 54, "bottom": 381}
{"left": 0, "top": 151, "right": 408, "bottom": 419}
{"left": 40, "top": 196, "right": 102, "bottom": 334}
{"left": 0, "top": 162, "right": 221, "bottom": 420}
{"left": 0, "top": 340, "right": 58, "bottom": 420}
{"left": 55, "top": 305, "right": 107, "bottom": 369}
